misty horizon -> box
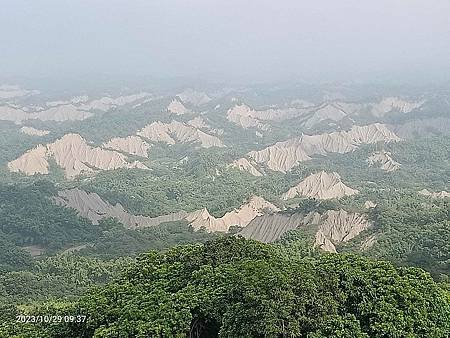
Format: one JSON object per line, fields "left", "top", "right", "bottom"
{"left": 1, "top": 0, "right": 450, "bottom": 86}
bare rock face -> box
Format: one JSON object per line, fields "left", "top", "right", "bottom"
{"left": 315, "top": 231, "right": 337, "bottom": 253}
{"left": 8, "top": 145, "right": 50, "bottom": 175}
{"left": 367, "top": 151, "right": 401, "bottom": 172}
{"left": 247, "top": 123, "right": 401, "bottom": 173}
{"left": 177, "top": 89, "right": 211, "bottom": 106}
{"left": 239, "top": 212, "right": 315, "bottom": 243}
{"left": 79, "top": 93, "right": 150, "bottom": 111}
{"left": 229, "top": 158, "right": 263, "bottom": 177}
{"left": 226, "top": 103, "right": 314, "bottom": 130}
{"left": 418, "top": 189, "right": 450, "bottom": 198}
{"left": 315, "top": 210, "right": 370, "bottom": 252}
{"left": 247, "top": 138, "right": 310, "bottom": 173}
{"left": 282, "top": 171, "right": 358, "bottom": 200}
{"left": 167, "top": 99, "right": 190, "bottom": 115}
{"left": 0, "top": 93, "right": 149, "bottom": 123}
{"left": 186, "top": 196, "right": 279, "bottom": 232}
{"left": 56, "top": 189, "right": 277, "bottom": 233}
{"left": 225, "top": 97, "right": 422, "bottom": 130}
{"left": 0, "top": 105, "right": 31, "bottom": 123}
{"left": 54, "top": 189, "right": 187, "bottom": 228}
{"left": 0, "top": 104, "right": 92, "bottom": 123}
{"left": 226, "top": 104, "right": 270, "bottom": 130}
{"left": 9, "top": 134, "right": 148, "bottom": 178}
{"left": 393, "top": 117, "right": 450, "bottom": 139}
{"left": 240, "top": 209, "right": 371, "bottom": 253}
{"left": 20, "top": 126, "right": 50, "bottom": 136}
{"left": 35, "top": 104, "right": 93, "bottom": 122}
{"left": 48, "top": 134, "right": 148, "bottom": 178}
{"left": 370, "top": 97, "right": 424, "bottom": 117}
{"left": 137, "top": 121, "right": 224, "bottom": 148}
{"left": 302, "top": 102, "right": 349, "bottom": 128}
{"left": 103, "top": 136, "right": 151, "bottom": 157}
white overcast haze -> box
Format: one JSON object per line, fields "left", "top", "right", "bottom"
{"left": 1, "top": 0, "right": 449, "bottom": 84}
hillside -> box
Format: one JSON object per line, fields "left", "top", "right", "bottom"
{"left": 0, "top": 83, "right": 449, "bottom": 337}
{"left": 2, "top": 237, "right": 449, "bottom": 337}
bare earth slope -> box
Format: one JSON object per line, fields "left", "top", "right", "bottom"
{"left": 55, "top": 189, "right": 187, "bottom": 228}
{"left": 244, "top": 123, "right": 400, "bottom": 173}
{"left": 367, "top": 151, "right": 401, "bottom": 172}
{"left": 137, "top": 121, "right": 224, "bottom": 148}
{"left": 55, "top": 189, "right": 278, "bottom": 232}
{"left": 240, "top": 209, "right": 371, "bottom": 253}
{"left": 281, "top": 171, "right": 358, "bottom": 200}
{"left": 102, "top": 136, "right": 151, "bottom": 157}
{"left": 8, "top": 134, "right": 148, "bottom": 178}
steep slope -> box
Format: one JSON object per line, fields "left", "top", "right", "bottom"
{"left": 33, "top": 104, "right": 93, "bottom": 121}
{"left": 239, "top": 212, "right": 316, "bottom": 243}
{"left": 240, "top": 209, "right": 370, "bottom": 253}
{"left": 0, "top": 93, "right": 149, "bottom": 123}
{"left": 8, "top": 134, "right": 148, "bottom": 178}
{"left": 187, "top": 116, "right": 210, "bottom": 129}
{"left": 226, "top": 104, "right": 271, "bottom": 130}
{"left": 367, "top": 151, "right": 401, "bottom": 172}
{"left": 186, "top": 196, "right": 279, "bottom": 232}
{"left": 137, "top": 121, "right": 224, "bottom": 148}
{"left": 177, "top": 89, "right": 211, "bottom": 105}
{"left": 102, "top": 136, "right": 151, "bottom": 157}
{"left": 8, "top": 145, "right": 50, "bottom": 175}
{"left": 167, "top": 99, "right": 190, "bottom": 115}
{"left": 225, "top": 97, "right": 422, "bottom": 131}
{"left": 282, "top": 171, "right": 358, "bottom": 200}
{"left": 56, "top": 190, "right": 278, "bottom": 233}
{"left": 301, "top": 102, "right": 354, "bottom": 128}
{"left": 314, "top": 210, "right": 370, "bottom": 252}
{"left": 370, "top": 97, "right": 424, "bottom": 117}
{"left": 0, "top": 104, "right": 93, "bottom": 123}
{"left": 78, "top": 93, "right": 150, "bottom": 111}
{"left": 245, "top": 123, "right": 400, "bottom": 173}
{"left": 393, "top": 117, "right": 450, "bottom": 139}
{"left": 229, "top": 158, "right": 263, "bottom": 176}
{"left": 54, "top": 189, "right": 188, "bottom": 228}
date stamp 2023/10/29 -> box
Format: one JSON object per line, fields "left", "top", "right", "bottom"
{"left": 16, "top": 315, "right": 87, "bottom": 324}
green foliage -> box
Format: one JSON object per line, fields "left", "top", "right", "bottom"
{"left": 10, "top": 237, "right": 447, "bottom": 338}
{"left": 343, "top": 195, "right": 450, "bottom": 280}
{"left": 0, "top": 181, "right": 101, "bottom": 250}
{"left": 79, "top": 218, "right": 216, "bottom": 259}
{"left": 0, "top": 254, "right": 129, "bottom": 305}
{"left": 83, "top": 161, "right": 295, "bottom": 218}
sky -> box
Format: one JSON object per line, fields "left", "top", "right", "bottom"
{"left": 1, "top": 0, "right": 449, "bottom": 85}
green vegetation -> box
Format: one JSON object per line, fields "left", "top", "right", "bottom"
{"left": 3, "top": 237, "right": 449, "bottom": 337}
{"left": 342, "top": 194, "right": 450, "bottom": 281}
{"left": 78, "top": 218, "right": 216, "bottom": 260}
{"left": 0, "top": 254, "right": 129, "bottom": 305}
{"left": 82, "top": 149, "right": 302, "bottom": 218}
{"left": 0, "top": 181, "right": 100, "bottom": 251}
{"left": 307, "top": 136, "right": 449, "bottom": 192}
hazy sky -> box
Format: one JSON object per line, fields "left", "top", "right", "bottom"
{"left": 1, "top": 0, "right": 449, "bottom": 84}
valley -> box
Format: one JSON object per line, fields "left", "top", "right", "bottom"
{"left": 0, "top": 82, "right": 449, "bottom": 337}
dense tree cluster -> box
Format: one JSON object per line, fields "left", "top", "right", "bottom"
{"left": 4, "top": 237, "right": 448, "bottom": 337}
